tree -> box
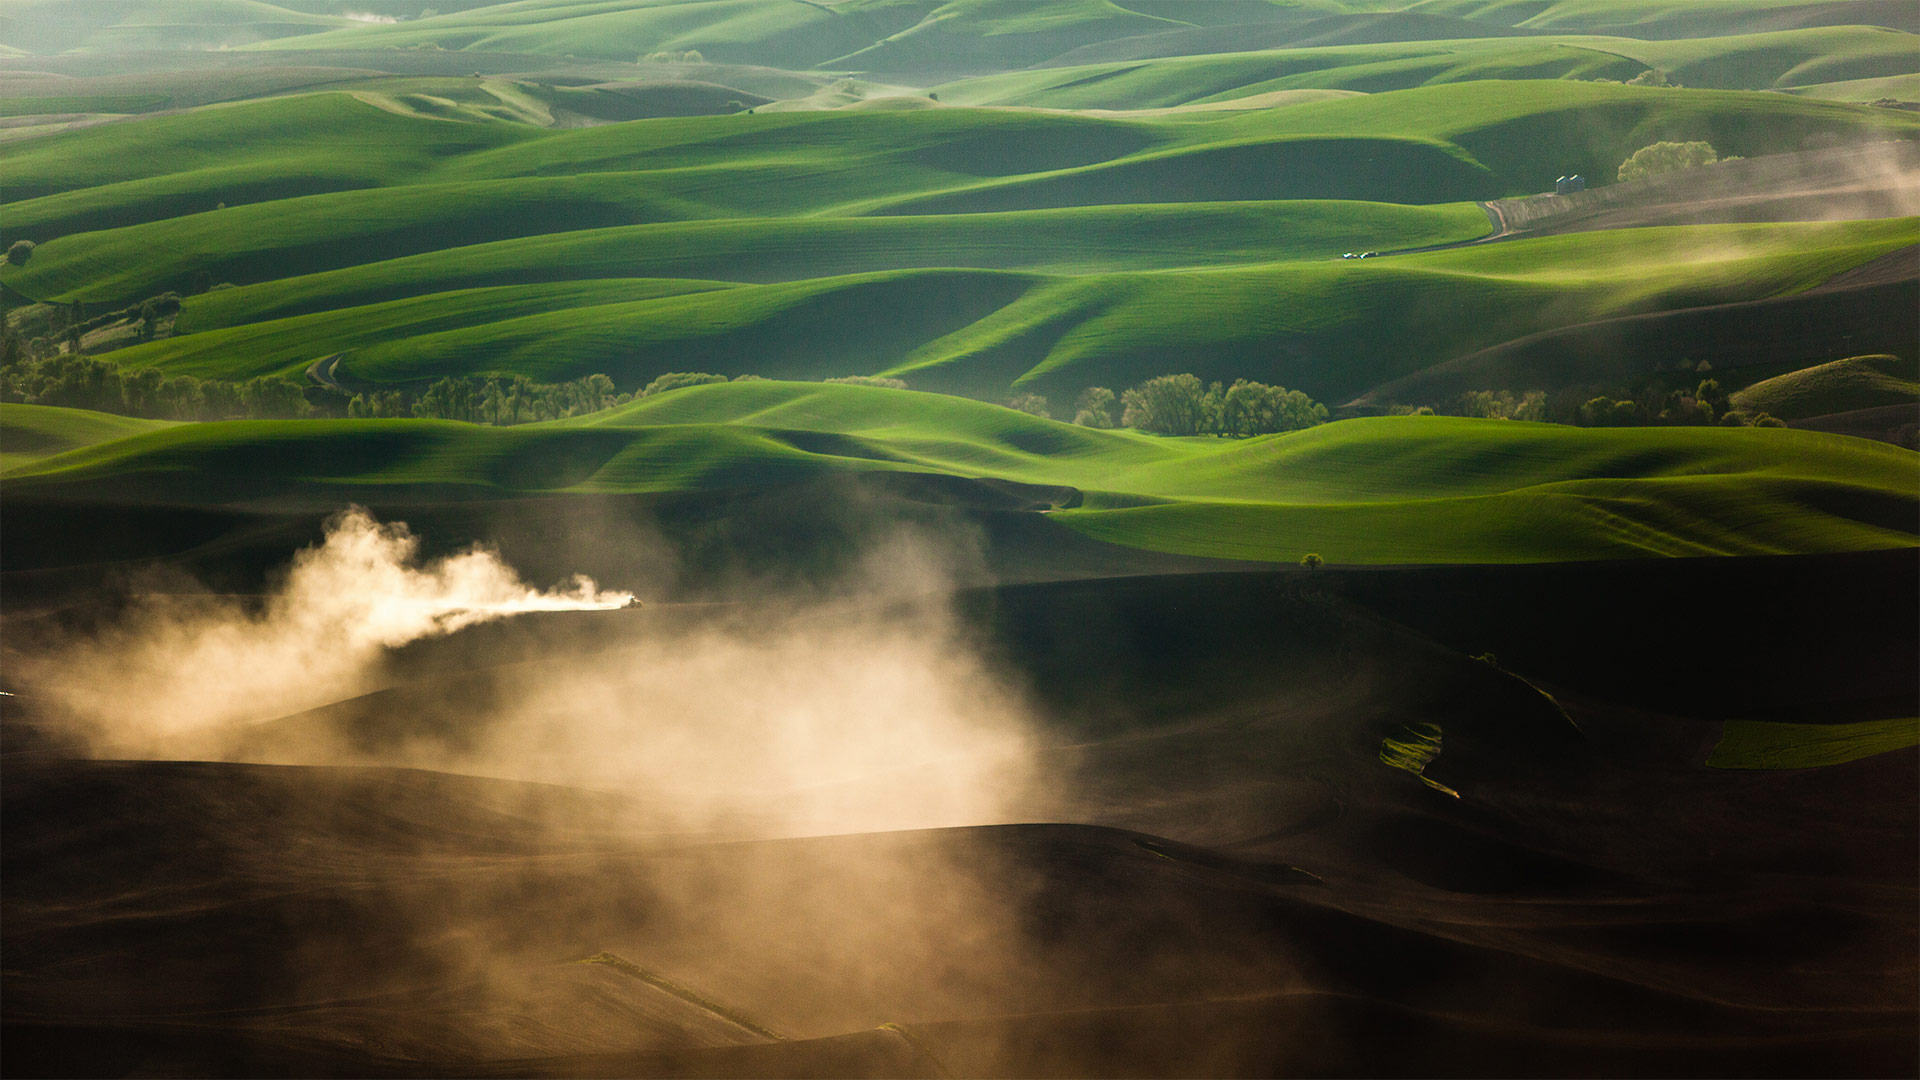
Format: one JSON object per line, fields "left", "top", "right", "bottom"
{"left": 199, "top": 378, "right": 240, "bottom": 419}
{"left": 1006, "top": 392, "right": 1049, "bottom": 419}
{"left": 506, "top": 375, "right": 533, "bottom": 424}
{"left": 138, "top": 300, "right": 159, "bottom": 343}
{"left": 1074, "top": 387, "right": 1116, "bottom": 428}
{"left": 1219, "top": 379, "right": 1277, "bottom": 436}
{"left": 1300, "top": 553, "right": 1324, "bottom": 569}
{"left": 1272, "top": 387, "right": 1329, "bottom": 432}
{"left": 580, "top": 373, "right": 616, "bottom": 412}
{"left": 240, "top": 376, "right": 308, "bottom": 419}
{"left": 161, "top": 375, "right": 205, "bottom": 420}
{"left": 5, "top": 240, "right": 33, "bottom": 266}
{"left": 1617, "top": 140, "right": 1719, "bottom": 183}
{"left": 1121, "top": 373, "right": 1209, "bottom": 435}
{"left": 120, "top": 367, "right": 165, "bottom": 415}
{"left": 413, "top": 376, "right": 475, "bottom": 421}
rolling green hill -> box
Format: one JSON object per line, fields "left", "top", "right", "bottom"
{"left": 0, "top": 401, "right": 172, "bottom": 472}
{"left": 61, "top": 218, "right": 1909, "bottom": 400}
{"left": 26, "top": 216, "right": 1917, "bottom": 401}
{"left": 1396, "top": 0, "right": 1920, "bottom": 39}
{"left": 0, "top": 0, "right": 351, "bottom": 55}
{"left": 154, "top": 198, "right": 1485, "bottom": 328}
{"left": 934, "top": 29, "right": 1920, "bottom": 106}
{"left": 1731, "top": 353, "right": 1920, "bottom": 420}
{"left": 4, "top": 11, "right": 1915, "bottom": 445}
{"left": 6, "top": 384, "right": 1914, "bottom": 563}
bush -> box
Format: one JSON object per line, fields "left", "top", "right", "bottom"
{"left": 1006, "top": 392, "right": 1050, "bottom": 419}
{"left": 824, "top": 375, "right": 907, "bottom": 389}
{"left": 5, "top": 240, "right": 33, "bottom": 266}
{"left": 1618, "top": 140, "right": 1718, "bottom": 183}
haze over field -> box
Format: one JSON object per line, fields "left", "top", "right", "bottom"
{"left": 1, "top": 1, "right": 1916, "bottom": 1076}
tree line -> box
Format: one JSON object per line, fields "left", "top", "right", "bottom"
{"left": 0, "top": 350, "right": 656, "bottom": 424}
{"left": 1009, "top": 374, "right": 1329, "bottom": 436}
{"left": 1387, "top": 371, "right": 1786, "bottom": 428}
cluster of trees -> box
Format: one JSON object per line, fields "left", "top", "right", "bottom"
{"left": 1, "top": 351, "right": 317, "bottom": 419}
{"left": 1589, "top": 68, "right": 1680, "bottom": 89}
{"left": 3, "top": 293, "right": 186, "bottom": 361}
{"left": 1386, "top": 373, "right": 1786, "bottom": 428}
{"left": 384, "top": 373, "right": 625, "bottom": 422}
{"left": 1456, "top": 390, "right": 1549, "bottom": 421}
{"left": 1066, "top": 375, "right": 1328, "bottom": 436}
{"left": 1011, "top": 376, "right": 1327, "bottom": 436}
{"left": 392, "top": 370, "right": 779, "bottom": 422}
{"left": 1617, "top": 140, "right": 1730, "bottom": 183}
{"left": 1577, "top": 378, "right": 1783, "bottom": 428}
{"left": 0, "top": 350, "right": 661, "bottom": 425}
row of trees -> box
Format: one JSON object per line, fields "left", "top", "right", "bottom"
{"left": 1576, "top": 378, "right": 1783, "bottom": 428}
{"left": 395, "top": 373, "right": 626, "bottom": 423}
{"left": 0, "top": 349, "right": 662, "bottom": 424}
{"left": 1, "top": 352, "right": 316, "bottom": 419}
{"left": 1386, "top": 376, "right": 1786, "bottom": 428}
{"left": 1013, "top": 375, "right": 1328, "bottom": 436}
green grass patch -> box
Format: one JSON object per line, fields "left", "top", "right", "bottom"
{"left": 1707, "top": 717, "right": 1920, "bottom": 769}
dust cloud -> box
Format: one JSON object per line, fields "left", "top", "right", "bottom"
{"left": 15, "top": 506, "right": 1045, "bottom": 839}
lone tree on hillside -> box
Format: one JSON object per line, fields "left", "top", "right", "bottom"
{"left": 1617, "top": 140, "right": 1719, "bottom": 183}
{"left": 5, "top": 240, "right": 33, "bottom": 266}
